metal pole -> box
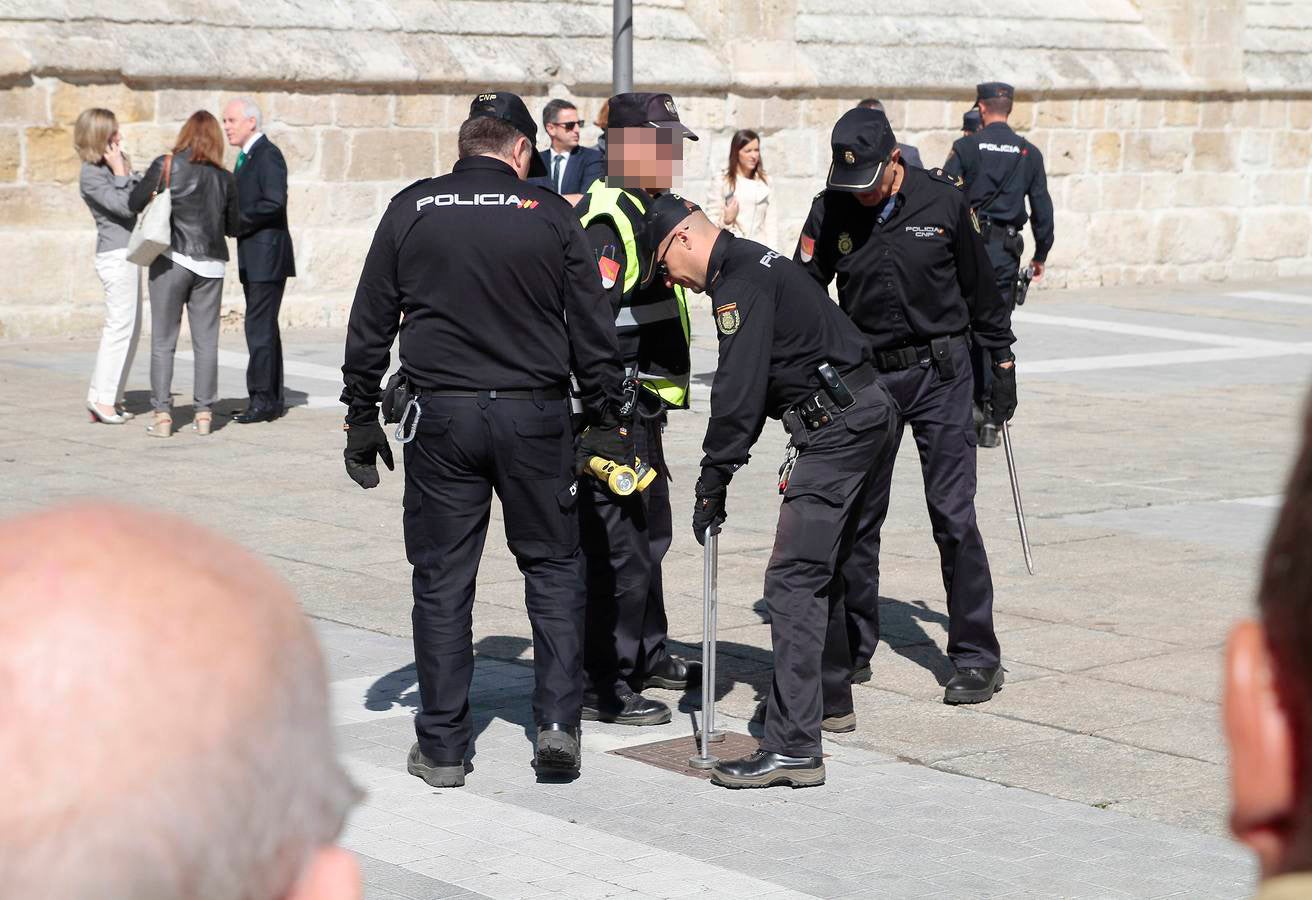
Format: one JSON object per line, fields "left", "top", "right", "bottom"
{"left": 612, "top": 0, "right": 633, "bottom": 95}
{"left": 707, "top": 530, "right": 722, "bottom": 743}
{"left": 689, "top": 528, "right": 720, "bottom": 768}
{"left": 1001, "top": 422, "right": 1035, "bottom": 575}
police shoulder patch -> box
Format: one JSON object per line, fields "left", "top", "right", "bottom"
{"left": 928, "top": 168, "right": 964, "bottom": 190}
{"left": 715, "top": 302, "right": 740, "bottom": 335}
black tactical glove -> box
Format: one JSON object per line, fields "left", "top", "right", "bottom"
{"left": 692, "top": 470, "right": 729, "bottom": 546}
{"left": 344, "top": 421, "right": 395, "bottom": 489}
{"left": 576, "top": 420, "right": 636, "bottom": 475}
{"left": 990, "top": 362, "right": 1018, "bottom": 424}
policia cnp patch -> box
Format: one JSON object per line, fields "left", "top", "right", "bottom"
{"left": 715, "top": 303, "right": 740, "bottom": 335}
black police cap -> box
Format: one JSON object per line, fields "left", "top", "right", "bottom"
{"left": 607, "top": 92, "right": 699, "bottom": 141}
{"left": 639, "top": 192, "right": 702, "bottom": 287}
{"left": 962, "top": 108, "right": 983, "bottom": 133}
{"left": 976, "top": 82, "right": 1015, "bottom": 101}
{"left": 468, "top": 91, "right": 548, "bottom": 177}
{"left": 827, "top": 107, "right": 897, "bottom": 192}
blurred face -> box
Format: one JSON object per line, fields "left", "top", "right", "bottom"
{"left": 737, "top": 139, "right": 760, "bottom": 176}
{"left": 607, "top": 127, "right": 682, "bottom": 192}
{"left": 546, "top": 107, "right": 582, "bottom": 152}
{"left": 221, "top": 101, "right": 257, "bottom": 148}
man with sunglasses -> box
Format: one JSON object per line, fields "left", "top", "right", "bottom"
{"left": 645, "top": 192, "right": 898, "bottom": 788}
{"left": 794, "top": 107, "right": 1017, "bottom": 707}
{"left": 572, "top": 92, "right": 701, "bottom": 728}
{"left": 530, "top": 99, "right": 604, "bottom": 200}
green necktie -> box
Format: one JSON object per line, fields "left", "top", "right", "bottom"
{"left": 236, "top": 151, "right": 247, "bottom": 172}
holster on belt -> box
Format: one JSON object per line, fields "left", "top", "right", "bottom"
{"left": 929, "top": 336, "right": 956, "bottom": 380}
{"left": 381, "top": 372, "right": 412, "bottom": 424}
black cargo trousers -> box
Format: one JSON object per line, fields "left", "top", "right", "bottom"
{"left": 839, "top": 339, "right": 1002, "bottom": 677}
{"left": 402, "top": 390, "right": 584, "bottom": 764}
{"left": 579, "top": 408, "right": 674, "bottom": 694}
{"left": 759, "top": 378, "right": 898, "bottom": 758}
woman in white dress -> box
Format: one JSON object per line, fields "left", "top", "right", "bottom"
{"left": 704, "top": 129, "right": 777, "bottom": 251}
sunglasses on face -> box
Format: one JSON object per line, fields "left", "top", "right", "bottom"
{"left": 551, "top": 120, "right": 581, "bottom": 130}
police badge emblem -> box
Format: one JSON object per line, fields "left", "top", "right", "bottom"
{"left": 843, "top": 150, "right": 856, "bottom": 164}
{"left": 715, "top": 303, "right": 740, "bottom": 335}
{"left": 665, "top": 98, "right": 678, "bottom": 117}
{"left": 837, "top": 232, "right": 853, "bottom": 255}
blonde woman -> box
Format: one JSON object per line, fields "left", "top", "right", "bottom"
{"left": 76, "top": 108, "right": 143, "bottom": 424}
{"left": 704, "top": 129, "right": 777, "bottom": 251}
{"left": 128, "top": 111, "right": 239, "bottom": 438}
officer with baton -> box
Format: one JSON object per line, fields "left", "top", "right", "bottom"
{"left": 340, "top": 91, "right": 632, "bottom": 786}
{"left": 647, "top": 193, "right": 898, "bottom": 789}
{"left": 795, "top": 107, "right": 1017, "bottom": 706}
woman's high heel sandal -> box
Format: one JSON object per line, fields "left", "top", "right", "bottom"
{"left": 147, "top": 412, "right": 173, "bottom": 438}
{"left": 193, "top": 412, "right": 212, "bottom": 436}
{"left": 86, "top": 402, "right": 126, "bottom": 425}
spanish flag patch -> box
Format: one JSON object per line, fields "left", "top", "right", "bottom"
{"left": 798, "top": 234, "right": 815, "bottom": 263}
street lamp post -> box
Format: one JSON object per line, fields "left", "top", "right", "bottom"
{"left": 613, "top": 0, "right": 633, "bottom": 94}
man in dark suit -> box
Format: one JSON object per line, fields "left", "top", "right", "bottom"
{"left": 222, "top": 98, "right": 295, "bottom": 424}
{"left": 529, "top": 99, "right": 604, "bottom": 200}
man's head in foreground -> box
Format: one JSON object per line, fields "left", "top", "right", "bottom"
{"left": 1227, "top": 397, "right": 1312, "bottom": 882}
{"left": 0, "top": 504, "right": 361, "bottom": 900}
{"left": 645, "top": 193, "right": 719, "bottom": 293}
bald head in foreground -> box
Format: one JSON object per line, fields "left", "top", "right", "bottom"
{"left": 0, "top": 504, "right": 361, "bottom": 900}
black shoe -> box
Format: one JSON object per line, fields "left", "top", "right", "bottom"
{"left": 851, "top": 663, "right": 872, "bottom": 685}
{"left": 821, "top": 712, "right": 856, "bottom": 733}
{"left": 978, "top": 422, "right": 1000, "bottom": 448}
{"left": 711, "top": 749, "right": 825, "bottom": 789}
{"left": 232, "top": 406, "right": 278, "bottom": 424}
{"left": 582, "top": 684, "right": 671, "bottom": 726}
{"left": 406, "top": 743, "right": 465, "bottom": 788}
{"left": 944, "top": 666, "right": 1005, "bottom": 705}
{"left": 534, "top": 723, "right": 581, "bottom": 775}
{"left": 641, "top": 655, "right": 701, "bottom": 691}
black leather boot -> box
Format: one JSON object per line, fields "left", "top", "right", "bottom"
{"left": 943, "top": 666, "right": 1005, "bottom": 704}
{"left": 641, "top": 654, "right": 702, "bottom": 691}
{"left": 406, "top": 743, "right": 466, "bottom": 788}
{"left": 582, "top": 683, "right": 672, "bottom": 726}
{"left": 711, "top": 749, "right": 825, "bottom": 789}
{"left": 534, "top": 723, "right": 581, "bottom": 775}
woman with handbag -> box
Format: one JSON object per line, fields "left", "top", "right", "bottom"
{"left": 129, "top": 110, "right": 239, "bottom": 437}
{"left": 76, "top": 108, "right": 143, "bottom": 424}
{"left": 703, "top": 129, "right": 777, "bottom": 251}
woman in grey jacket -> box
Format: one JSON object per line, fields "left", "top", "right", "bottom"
{"left": 129, "top": 111, "right": 239, "bottom": 437}
{"left": 76, "top": 108, "right": 143, "bottom": 424}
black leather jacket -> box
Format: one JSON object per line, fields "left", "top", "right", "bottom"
{"left": 129, "top": 150, "right": 239, "bottom": 260}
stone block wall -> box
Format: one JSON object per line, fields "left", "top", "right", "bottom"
{"left": 2, "top": 0, "right": 1311, "bottom": 338}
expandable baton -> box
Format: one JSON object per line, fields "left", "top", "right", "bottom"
{"left": 1001, "top": 422, "right": 1035, "bottom": 575}
{"left": 689, "top": 527, "right": 723, "bottom": 768}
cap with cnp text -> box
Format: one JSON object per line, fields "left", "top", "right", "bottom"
{"left": 827, "top": 107, "right": 897, "bottom": 192}
{"left": 607, "top": 92, "right": 699, "bottom": 141}
{"left": 468, "top": 91, "right": 548, "bottom": 177}
{"left": 975, "top": 82, "right": 1015, "bottom": 101}
{"left": 640, "top": 192, "right": 701, "bottom": 287}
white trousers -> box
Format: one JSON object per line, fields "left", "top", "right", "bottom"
{"left": 87, "top": 248, "right": 143, "bottom": 407}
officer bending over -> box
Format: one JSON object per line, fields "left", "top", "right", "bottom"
{"left": 945, "top": 82, "right": 1053, "bottom": 447}
{"left": 796, "top": 107, "right": 1017, "bottom": 706}
{"left": 573, "top": 93, "right": 702, "bottom": 727}
{"left": 648, "top": 193, "right": 898, "bottom": 789}
{"left": 340, "top": 91, "right": 631, "bottom": 786}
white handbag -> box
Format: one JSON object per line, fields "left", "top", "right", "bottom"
{"left": 126, "top": 153, "right": 172, "bottom": 266}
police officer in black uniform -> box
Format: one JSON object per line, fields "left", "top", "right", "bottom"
{"left": 961, "top": 108, "right": 983, "bottom": 136}
{"left": 945, "top": 82, "right": 1053, "bottom": 447}
{"left": 340, "top": 91, "right": 631, "bottom": 786}
{"left": 646, "top": 193, "right": 898, "bottom": 788}
{"left": 572, "top": 93, "right": 702, "bottom": 727}
{"left": 795, "top": 107, "right": 1017, "bottom": 705}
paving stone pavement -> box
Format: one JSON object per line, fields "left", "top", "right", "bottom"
{"left": 4, "top": 276, "right": 1309, "bottom": 897}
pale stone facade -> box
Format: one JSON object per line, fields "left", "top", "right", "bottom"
{"left": 1, "top": 0, "right": 1309, "bottom": 337}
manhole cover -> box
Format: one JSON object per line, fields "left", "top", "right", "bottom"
{"left": 610, "top": 731, "right": 760, "bottom": 779}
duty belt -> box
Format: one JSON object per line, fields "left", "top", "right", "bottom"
{"left": 980, "top": 219, "right": 1019, "bottom": 243}
{"left": 416, "top": 386, "right": 569, "bottom": 401}
{"left": 874, "top": 333, "right": 968, "bottom": 373}
{"left": 785, "top": 363, "right": 878, "bottom": 434}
